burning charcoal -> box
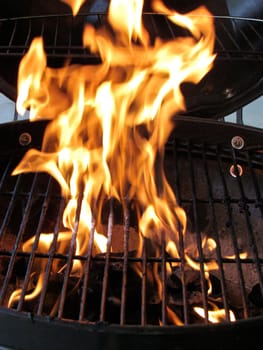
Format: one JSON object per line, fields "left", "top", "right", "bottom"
{"left": 106, "top": 266, "right": 142, "bottom": 324}
{"left": 77, "top": 253, "right": 139, "bottom": 323}
{"left": 146, "top": 303, "right": 162, "bottom": 325}
{"left": 188, "top": 291, "right": 204, "bottom": 306}
{"left": 167, "top": 267, "right": 215, "bottom": 306}
{"left": 104, "top": 280, "right": 161, "bottom": 325}
{"left": 83, "top": 251, "right": 162, "bottom": 324}
{"left": 167, "top": 270, "right": 183, "bottom": 303}
{"left": 96, "top": 224, "right": 139, "bottom": 253}
{"left": 249, "top": 284, "right": 263, "bottom": 308}
{"left": 171, "top": 266, "right": 201, "bottom": 286}
{"left": 44, "top": 273, "right": 81, "bottom": 319}
{"left": 8, "top": 272, "right": 82, "bottom": 317}
{"left": 171, "top": 267, "right": 202, "bottom": 291}
{"left": 80, "top": 277, "right": 104, "bottom": 322}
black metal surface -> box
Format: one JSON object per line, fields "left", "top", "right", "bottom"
{"left": 0, "top": 11, "right": 262, "bottom": 118}
{"left": 0, "top": 119, "right": 262, "bottom": 349}
{"left": 0, "top": 309, "right": 263, "bottom": 350}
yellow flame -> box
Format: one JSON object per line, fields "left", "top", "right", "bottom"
{"left": 11, "top": 0, "right": 216, "bottom": 310}
{"left": 225, "top": 252, "right": 248, "bottom": 259}
{"left": 16, "top": 37, "right": 47, "bottom": 117}
{"left": 194, "top": 305, "right": 236, "bottom": 323}
{"left": 203, "top": 237, "right": 217, "bottom": 252}
{"left": 8, "top": 273, "right": 45, "bottom": 308}
{"left": 185, "top": 254, "right": 218, "bottom": 272}
{"left": 8, "top": 226, "right": 107, "bottom": 307}
{"left": 166, "top": 306, "right": 183, "bottom": 326}
{"left": 108, "top": 0, "right": 149, "bottom": 46}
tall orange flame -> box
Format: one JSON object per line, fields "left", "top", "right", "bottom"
{"left": 10, "top": 0, "right": 216, "bottom": 311}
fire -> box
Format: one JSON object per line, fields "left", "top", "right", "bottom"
{"left": 108, "top": 0, "right": 149, "bottom": 46}
{"left": 194, "top": 304, "right": 236, "bottom": 323}
{"left": 9, "top": 0, "right": 218, "bottom": 320}
{"left": 60, "top": 0, "right": 86, "bottom": 16}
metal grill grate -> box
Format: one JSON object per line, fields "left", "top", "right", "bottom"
{"left": 0, "top": 14, "right": 262, "bottom": 60}
{"left": 0, "top": 119, "right": 262, "bottom": 326}
{"left": 0, "top": 13, "right": 262, "bottom": 119}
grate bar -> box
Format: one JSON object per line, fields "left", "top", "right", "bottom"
{"left": 187, "top": 142, "right": 210, "bottom": 323}
{"left": 6, "top": 21, "right": 17, "bottom": 54}
{"left": 248, "top": 20, "right": 263, "bottom": 41}
{"left": 0, "top": 159, "right": 21, "bottom": 240}
{"left": 57, "top": 185, "right": 84, "bottom": 319}
{"left": 172, "top": 141, "right": 189, "bottom": 324}
{"left": 67, "top": 17, "right": 73, "bottom": 56}
{"left": 75, "top": 256, "right": 263, "bottom": 265}
{"left": 0, "top": 249, "right": 260, "bottom": 264}
{"left": 99, "top": 198, "right": 114, "bottom": 322}
{"left": 0, "top": 172, "right": 39, "bottom": 305}
{"left": 141, "top": 236, "right": 147, "bottom": 326}
{"left": 216, "top": 146, "right": 249, "bottom": 319}
{"left": 0, "top": 190, "right": 258, "bottom": 205}
{"left": 161, "top": 234, "right": 167, "bottom": 325}
{"left": 22, "top": 19, "right": 32, "bottom": 55}
{"left": 78, "top": 205, "right": 96, "bottom": 321}
{"left": 52, "top": 16, "right": 59, "bottom": 53}
{"left": 246, "top": 150, "right": 263, "bottom": 218}
{"left": 217, "top": 19, "right": 241, "bottom": 51}
{"left": 202, "top": 143, "right": 231, "bottom": 321}
{"left": 120, "top": 200, "right": 130, "bottom": 325}
{"left": 37, "top": 196, "right": 65, "bottom": 316}
{"left": 234, "top": 23, "right": 257, "bottom": 51}
{"left": 16, "top": 176, "right": 54, "bottom": 311}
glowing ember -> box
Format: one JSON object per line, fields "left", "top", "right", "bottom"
{"left": 194, "top": 305, "right": 236, "bottom": 323}
{"left": 9, "top": 0, "right": 220, "bottom": 320}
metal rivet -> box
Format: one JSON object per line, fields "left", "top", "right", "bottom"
{"left": 223, "top": 88, "right": 235, "bottom": 99}
{"left": 19, "top": 132, "right": 32, "bottom": 146}
{"left": 231, "top": 136, "right": 245, "bottom": 150}
{"left": 230, "top": 164, "right": 243, "bottom": 178}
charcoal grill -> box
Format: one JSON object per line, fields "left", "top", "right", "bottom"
{"left": 0, "top": 7, "right": 262, "bottom": 350}
{"left": 0, "top": 9, "right": 262, "bottom": 117}
{"left": 0, "top": 118, "right": 262, "bottom": 349}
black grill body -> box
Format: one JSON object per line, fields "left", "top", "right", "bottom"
{"left": 0, "top": 12, "right": 262, "bottom": 118}
{"left": 0, "top": 119, "right": 262, "bottom": 349}
{"left": 0, "top": 5, "right": 262, "bottom": 350}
